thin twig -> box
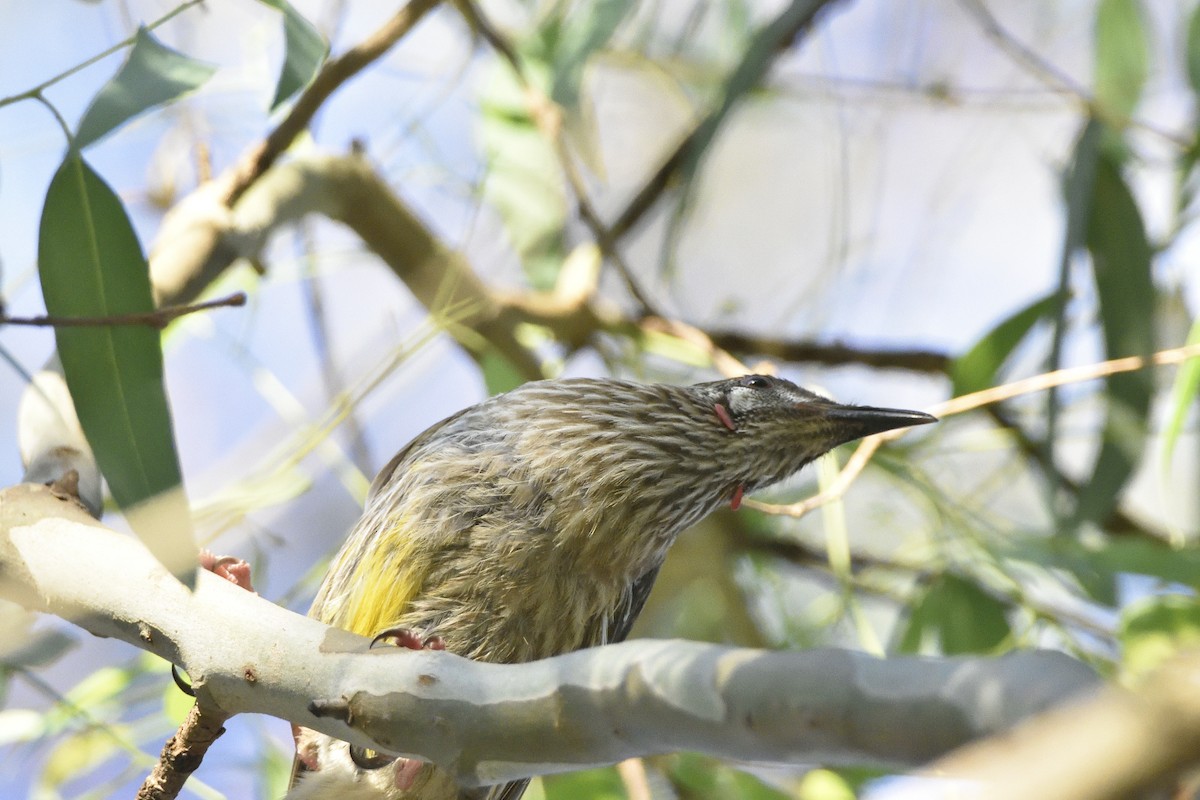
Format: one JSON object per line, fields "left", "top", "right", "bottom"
{"left": 930, "top": 342, "right": 1200, "bottom": 418}
{"left": 610, "top": 0, "right": 845, "bottom": 241}
{"left": 730, "top": 524, "right": 1116, "bottom": 639}
{"left": 984, "top": 404, "right": 1154, "bottom": 537}
{"left": 707, "top": 329, "right": 951, "bottom": 373}
{"left": 0, "top": 292, "right": 246, "bottom": 330}
{"left": 0, "top": 0, "right": 207, "bottom": 111}
{"left": 220, "top": 0, "right": 443, "bottom": 207}
{"left": 455, "top": 0, "right": 662, "bottom": 317}
{"left": 747, "top": 342, "right": 1200, "bottom": 518}
{"left": 617, "top": 758, "right": 654, "bottom": 800}
{"left": 135, "top": 701, "right": 230, "bottom": 800}
{"left": 958, "top": 0, "right": 1189, "bottom": 148}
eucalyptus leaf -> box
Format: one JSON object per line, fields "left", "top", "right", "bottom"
{"left": 74, "top": 26, "right": 215, "bottom": 150}
{"left": 258, "top": 0, "right": 328, "bottom": 110}
{"left": 480, "top": 64, "right": 567, "bottom": 288}
{"left": 667, "top": 752, "right": 792, "bottom": 800}
{"left": 37, "top": 726, "right": 126, "bottom": 793}
{"left": 951, "top": 293, "right": 1056, "bottom": 396}
{"left": 1188, "top": 4, "right": 1200, "bottom": 97}
{"left": 1161, "top": 317, "right": 1200, "bottom": 470}
{"left": 480, "top": 350, "right": 527, "bottom": 396}
{"left": 897, "top": 573, "right": 1010, "bottom": 655}
{"left": 1046, "top": 120, "right": 1101, "bottom": 523}
{"left": 37, "top": 155, "right": 196, "bottom": 581}
{"left": 1119, "top": 594, "right": 1200, "bottom": 678}
{"left": 1093, "top": 0, "right": 1150, "bottom": 121}
{"left": 1072, "top": 151, "right": 1155, "bottom": 528}
{"left": 541, "top": 767, "right": 625, "bottom": 800}
{"left": 550, "top": 0, "right": 634, "bottom": 111}
{"left": 1005, "top": 535, "right": 1200, "bottom": 606}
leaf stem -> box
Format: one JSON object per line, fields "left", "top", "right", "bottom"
{"left": 0, "top": 0, "right": 206, "bottom": 111}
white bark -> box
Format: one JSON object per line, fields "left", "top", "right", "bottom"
{"left": 0, "top": 482, "right": 1098, "bottom": 788}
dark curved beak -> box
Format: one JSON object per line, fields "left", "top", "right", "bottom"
{"left": 821, "top": 404, "right": 937, "bottom": 445}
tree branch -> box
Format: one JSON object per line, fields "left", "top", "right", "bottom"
{"left": 706, "top": 330, "right": 951, "bottom": 374}
{"left": 16, "top": 3, "right": 445, "bottom": 519}
{"left": 219, "top": 0, "right": 443, "bottom": 208}
{"left": 454, "top": 0, "right": 662, "bottom": 318}
{"left": 135, "top": 700, "right": 230, "bottom": 800}
{"left": 153, "top": 151, "right": 955, "bottom": 385}
{"left": 0, "top": 292, "right": 245, "bottom": 330}
{"left": 907, "top": 652, "right": 1200, "bottom": 800}
{"left": 609, "top": 0, "right": 846, "bottom": 242}
{"left": 0, "top": 482, "right": 1098, "bottom": 788}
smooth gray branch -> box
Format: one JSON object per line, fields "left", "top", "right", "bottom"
{"left": 0, "top": 482, "right": 1097, "bottom": 787}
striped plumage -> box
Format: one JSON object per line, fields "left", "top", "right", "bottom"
{"left": 289, "top": 375, "right": 934, "bottom": 799}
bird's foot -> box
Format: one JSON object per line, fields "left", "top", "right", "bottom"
{"left": 369, "top": 627, "right": 446, "bottom": 651}
{"left": 199, "top": 550, "right": 255, "bottom": 593}
{"left": 341, "top": 629, "right": 443, "bottom": 787}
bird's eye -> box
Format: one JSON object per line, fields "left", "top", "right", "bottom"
{"left": 741, "top": 375, "right": 771, "bottom": 389}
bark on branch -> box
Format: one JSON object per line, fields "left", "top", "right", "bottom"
{"left": 0, "top": 482, "right": 1096, "bottom": 788}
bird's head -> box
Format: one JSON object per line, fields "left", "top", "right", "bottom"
{"left": 682, "top": 374, "right": 936, "bottom": 495}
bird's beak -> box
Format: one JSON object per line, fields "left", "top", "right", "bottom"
{"left": 820, "top": 403, "right": 937, "bottom": 446}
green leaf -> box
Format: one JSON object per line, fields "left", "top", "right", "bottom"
{"left": 659, "top": 0, "right": 832, "bottom": 273}
{"left": 63, "top": 666, "right": 133, "bottom": 711}
{"left": 480, "top": 350, "right": 527, "bottom": 396}
{"left": 897, "top": 574, "right": 1011, "bottom": 655}
{"left": 1188, "top": 4, "right": 1200, "bottom": 97}
{"left": 1161, "top": 316, "right": 1200, "bottom": 470}
{"left": 38, "top": 155, "right": 196, "bottom": 579}
{"left": 1003, "top": 534, "right": 1118, "bottom": 605}
{"left": 797, "top": 769, "right": 856, "bottom": 800}
{"left": 1072, "top": 151, "right": 1155, "bottom": 528}
{"left": 74, "top": 26, "right": 215, "bottom": 150}
{"left": 541, "top": 767, "right": 625, "bottom": 800}
{"left": 803, "top": 767, "right": 890, "bottom": 798}
{"left": 1093, "top": 0, "right": 1150, "bottom": 121}
{"left": 1089, "top": 538, "right": 1200, "bottom": 591}
{"left": 1119, "top": 594, "right": 1200, "bottom": 678}
{"left": 258, "top": 0, "right": 328, "bottom": 110}
{"left": 951, "top": 294, "right": 1056, "bottom": 396}
{"left": 549, "top": 0, "right": 634, "bottom": 111}
{"left": 1044, "top": 121, "right": 1102, "bottom": 530}
{"left": 667, "top": 753, "right": 791, "bottom": 800}
{"left": 479, "top": 63, "right": 567, "bottom": 289}
{"left": 1005, "top": 535, "right": 1200, "bottom": 606}
{"left": 37, "top": 725, "right": 127, "bottom": 794}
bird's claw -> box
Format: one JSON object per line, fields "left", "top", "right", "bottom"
{"left": 199, "top": 550, "right": 255, "bottom": 593}
{"left": 369, "top": 627, "right": 446, "bottom": 651}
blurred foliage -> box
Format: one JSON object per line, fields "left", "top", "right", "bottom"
{"left": 5, "top": 0, "right": 1200, "bottom": 797}
{"left": 897, "top": 573, "right": 1011, "bottom": 656}
{"left": 256, "top": 0, "right": 328, "bottom": 110}
{"left": 1119, "top": 594, "right": 1200, "bottom": 680}
{"left": 1093, "top": 0, "right": 1149, "bottom": 122}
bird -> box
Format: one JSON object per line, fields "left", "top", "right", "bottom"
{"left": 286, "top": 374, "right": 935, "bottom": 799}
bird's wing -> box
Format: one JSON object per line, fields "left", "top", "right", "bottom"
{"left": 309, "top": 406, "right": 476, "bottom": 631}
{"left": 460, "top": 568, "right": 664, "bottom": 800}
{"left": 605, "top": 563, "right": 663, "bottom": 645}
{"left": 366, "top": 406, "right": 474, "bottom": 505}
{"left": 465, "top": 777, "right": 530, "bottom": 800}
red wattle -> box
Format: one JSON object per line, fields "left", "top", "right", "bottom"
{"left": 714, "top": 403, "right": 736, "bottom": 431}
